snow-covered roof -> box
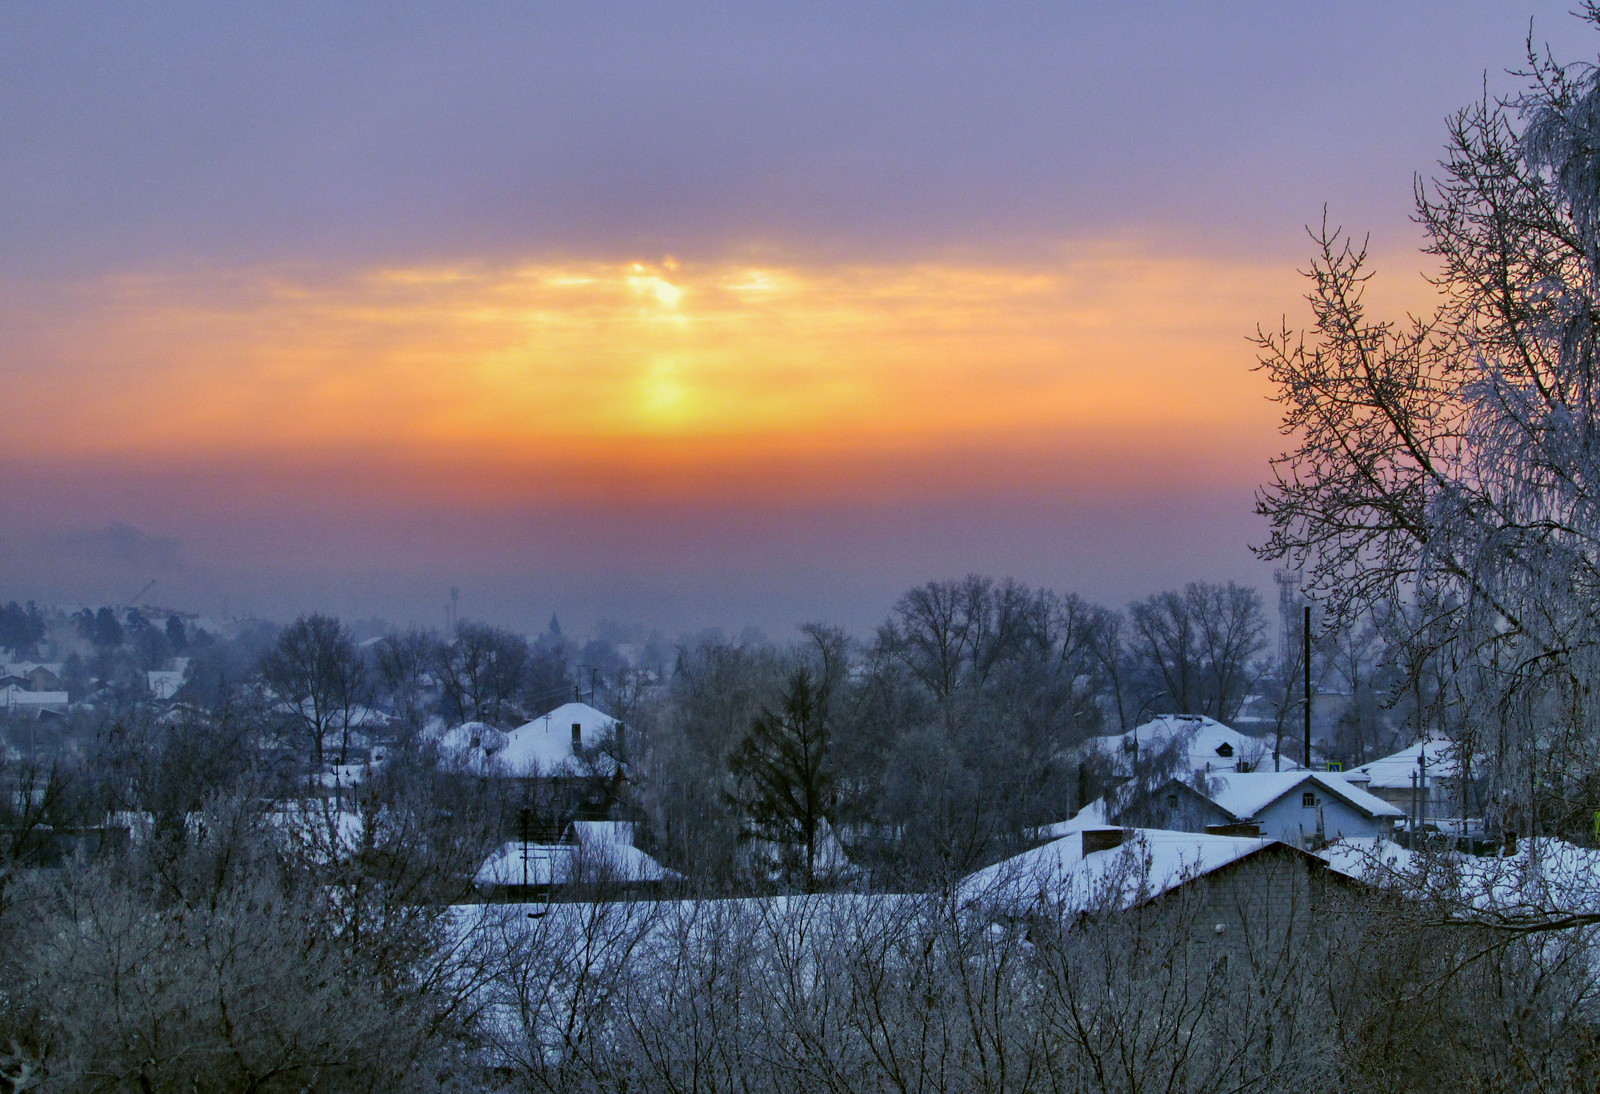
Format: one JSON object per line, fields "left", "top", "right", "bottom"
{"left": 475, "top": 842, "right": 578, "bottom": 887}
{"left": 1319, "top": 837, "right": 1600, "bottom": 922}
{"left": 437, "top": 721, "right": 505, "bottom": 757}
{"left": 1036, "top": 796, "right": 1111, "bottom": 839}
{"left": 3, "top": 662, "right": 63, "bottom": 678}
{"left": 961, "top": 827, "right": 1279, "bottom": 914}
{"left": 496, "top": 702, "right": 620, "bottom": 775}
{"left": 146, "top": 669, "right": 184, "bottom": 700}
{"left": 1085, "top": 714, "right": 1302, "bottom": 778}
{"left": 743, "top": 817, "right": 856, "bottom": 882}
{"left": 474, "top": 826, "right": 678, "bottom": 887}
{"left": 1199, "top": 771, "right": 1403, "bottom": 822}
{"left": 1351, "top": 735, "right": 1466, "bottom": 788}
{"left": 0, "top": 686, "right": 68, "bottom": 708}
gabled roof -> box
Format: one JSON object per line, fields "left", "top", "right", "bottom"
{"left": 474, "top": 823, "right": 679, "bottom": 887}
{"left": 1351, "top": 735, "right": 1465, "bottom": 789}
{"left": 499, "top": 702, "right": 620, "bottom": 774}
{"left": 1198, "top": 771, "right": 1403, "bottom": 821}
{"left": 961, "top": 827, "right": 1285, "bottom": 914}
{"left": 1085, "top": 714, "right": 1302, "bottom": 777}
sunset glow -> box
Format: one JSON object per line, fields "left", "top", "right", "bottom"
{"left": 4, "top": 246, "right": 1316, "bottom": 503}
{"left": 0, "top": 2, "right": 1562, "bottom": 630}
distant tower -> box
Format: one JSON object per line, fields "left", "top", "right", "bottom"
{"left": 1275, "top": 569, "right": 1302, "bottom": 668}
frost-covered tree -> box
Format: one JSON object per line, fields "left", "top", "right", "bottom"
{"left": 1256, "top": 8, "right": 1600, "bottom": 833}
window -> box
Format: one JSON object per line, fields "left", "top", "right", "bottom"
{"left": 1165, "top": 794, "right": 1178, "bottom": 809}
{"left": 571, "top": 723, "right": 582, "bottom": 747}
{"left": 1302, "top": 792, "right": 1316, "bottom": 808}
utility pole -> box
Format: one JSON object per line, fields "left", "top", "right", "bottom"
{"left": 1303, "top": 604, "right": 1313, "bottom": 770}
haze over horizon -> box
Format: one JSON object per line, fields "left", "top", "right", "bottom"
{"left": 2, "top": 2, "right": 1585, "bottom": 637}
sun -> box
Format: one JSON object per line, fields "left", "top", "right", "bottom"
{"left": 636, "top": 356, "right": 694, "bottom": 431}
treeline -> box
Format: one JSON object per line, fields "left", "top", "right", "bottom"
{"left": 5, "top": 573, "right": 1439, "bottom": 890}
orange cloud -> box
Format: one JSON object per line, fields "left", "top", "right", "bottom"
{"left": 0, "top": 243, "right": 1436, "bottom": 504}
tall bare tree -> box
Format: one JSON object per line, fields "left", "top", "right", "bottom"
{"left": 260, "top": 614, "right": 370, "bottom": 768}
{"left": 1127, "top": 582, "right": 1266, "bottom": 722}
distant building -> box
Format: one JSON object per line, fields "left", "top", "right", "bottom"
{"left": 3, "top": 663, "right": 63, "bottom": 692}
{"left": 1082, "top": 714, "right": 1304, "bottom": 781}
{"left": 1144, "top": 771, "right": 1401, "bottom": 845}
{"left": 1347, "top": 735, "right": 1473, "bottom": 824}
{"left": 0, "top": 685, "right": 69, "bottom": 717}
{"left": 474, "top": 819, "right": 679, "bottom": 899}
{"left": 962, "top": 827, "right": 1368, "bottom": 952}
{"left": 440, "top": 702, "right": 630, "bottom": 842}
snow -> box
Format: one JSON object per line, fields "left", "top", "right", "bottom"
{"left": 1038, "top": 770, "right": 1399, "bottom": 840}
{"left": 1351, "top": 734, "right": 1465, "bottom": 789}
{"left": 0, "top": 686, "right": 68, "bottom": 709}
{"left": 437, "top": 721, "right": 505, "bottom": 759}
{"left": 476, "top": 821, "right": 679, "bottom": 887}
{"left": 1084, "top": 714, "right": 1301, "bottom": 778}
{"left": 1320, "top": 836, "right": 1600, "bottom": 922}
{"left": 1036, "top": 796, "right": 1110, "bottom": 839}
{"left": 496, "top": 702, "right": 621, "bottom": 775}
{"left": 317, "top": 760, "right": 380, "bottom": 789}
{"left": 1202, "top": 771, "right": 1403, "bottom": 821}
{"left": 145, "top": 669, "right": 185, "bottom": 700}
{"left": 961, "top": 828, "right": 1275, "bottom": 915}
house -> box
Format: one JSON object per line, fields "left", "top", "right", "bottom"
{"left": 3, "top": 663, "right": 63, "bottom": 692}
{"left": 441, "top": 702, "right": 630, "bottom": 843}
{"left": 146, "top": 669, "right": 185, "bottom": 701}
{"left": 1140, "top": 771, "right": 1402, "bottom": 845}
{"left": 962, "top": 826, "right": 1364, "bottom": 950}
{"left": 1083, "top": 714, "right": 1303, "bottom": 782}
{"left": 474, "top": 819, "right": 679, "bottom": 899}
{"left": 498, "top": 702, "right": 624, "bottom": 775}
{"left": 1347, "top": 734, "right": 1474, "bottom": 824}
{"left": 0, "top": 686, "right": 69, "bottom": 716}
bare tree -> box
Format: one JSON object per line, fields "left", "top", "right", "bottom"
{"left": 373, "top": 626, "right": 438, "bottom": 732}
{"left": 435, "top": 621, "right": 530, "bottom": 726}
{"left": 1127, "top": 583, "right": 1266, "bottom": 721}
{"left": 260, "top": 613, "right": 370, "bottom": 768}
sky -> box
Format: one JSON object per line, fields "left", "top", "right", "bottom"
{"left": 0, "top": 2, "right": 1589, "bottom": 637}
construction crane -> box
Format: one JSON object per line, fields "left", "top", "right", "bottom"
{"left": 123, "top": 579, "right": 156, "bottom": 609}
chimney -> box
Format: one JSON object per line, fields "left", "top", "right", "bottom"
{"left": 1204, "top": 822, "right": 1261, "bottom": 838}
{"left": 1081, "top": 828, "right": 1126, "bottom": 855}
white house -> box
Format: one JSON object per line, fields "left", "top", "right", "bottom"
{"left": 1347, "top": 734, "right": 1472, "bottom": 823}
{"left": 1083, "top": 714, "right": 1303, "bottom": 780}
{"left": 474, "top": 819, "right": 678, "bottom": 894}
{"left": 496, "top": 702, "right": 622, "bottom": 776}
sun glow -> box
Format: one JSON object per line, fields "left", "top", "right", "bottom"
{"left": 0, "top": 244, "right": 1370, "bottom": 502}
